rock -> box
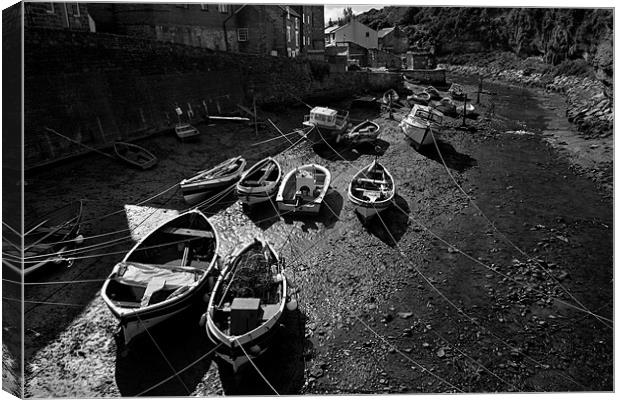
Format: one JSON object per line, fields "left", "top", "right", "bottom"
{"left": 397, "top": 312, "right": 413, "bottom": 319}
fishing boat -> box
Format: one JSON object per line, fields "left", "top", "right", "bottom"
{"left": 276, "top": 164, "right": 331, "bottom": 215}
{"left": 448, "top": 83, "right": 466, "bottom": 101}
{"left": 348, "top": 160, "right": 395, "bottom": 221}
{"left": 425, "top": 86, "right": 442, "bottom": 101}
{"left": 180, "top": 156, "right": 246, "bottom": 204}
{"left": 113, "top": 142, "right": 158, "bottom": 170}
{"left": 407, "top": 92, "right": 431, "bottom": 105}
{"left": 101, "top": 209, "right": 219, "bottom": 346}
{"left": 399, "top": 104, "right": 444, "bottom": 149}
{"left": 433, "top": 97, "right": 457, "bottom": 117}
{"left": 6, "top": 201, "right": 84, "bottom": 277}
{"left": 456, "top": 101, "right": 477, "bottom": 117}
{"left": 205, "top": 238, "right": 289, "bottom": 371}
{"left": 339, "top": 120, "right": 381, "bottom": 145}
{"left": 175, "top": 123, "right": 200, "bottom": 139}
{"left": 302, "top": 107, "right": 350, "bottom": 142}
{"left": 382, "top": 89, "right": 400, "bottom": 105}
{"left": 236, "top": 157, "right": 282, "bottom": 207}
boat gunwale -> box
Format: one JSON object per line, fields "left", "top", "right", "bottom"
{"left": 100, "top": 209, "right": 220, "bottom": 318}
{"left": 205, "top": 239, "right": 287, "bottom": 349}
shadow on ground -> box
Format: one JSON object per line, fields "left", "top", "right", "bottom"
{"left": 115, "top": 305, "right": 214, "bottom": 396}
{"left": 242, "top": 199, "right": 281, "bottom": 231}
{"left": 416, "top": 139, "right": 478, "bottom": 172}
{"left": 312, "top": 141, "right": 361, "bottom": 162}
{"left": 218, "top": 308, "right": 306, "bottom": 395}
{"left": 361, "top": 194, "right": 410, "bottom": 247}
{"left": 281, "top": 189, "right": 343, "bottom": 231}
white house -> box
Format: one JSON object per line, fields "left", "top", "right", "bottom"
{"left": 324, "top": 19, "right": 378, "bottom": 49}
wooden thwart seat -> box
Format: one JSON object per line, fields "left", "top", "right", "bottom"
{"left": 161, "top": 227, "right": 214, "bottom": 238}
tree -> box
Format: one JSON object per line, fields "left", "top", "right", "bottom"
{"left": 342, "top": 7, "right": 354, "bottom": 24}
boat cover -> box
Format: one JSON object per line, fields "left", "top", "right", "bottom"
{"left": 115, "top": 262, "right": 198, "bottom": 289}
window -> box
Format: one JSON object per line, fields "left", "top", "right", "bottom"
{"left": 365, "top": 32, "right": 369, "bottom": 37}
{"left": 69, "top": 3, "right": 80, "bottom": 16}
{"left": 286, "top": 6, "right": 290, "bottom": 20}
{"left": 286, "top": 26, "right": 291, "bottom": 42}
{"left": 295, "top": 29, "right": 299, "bottom": 46}
{"left": 218, "top": 4, "right": 228, "bottom": 13}
{"left": 200, "top": 3, "right": 208, "bottom": 11}
{"left": 237, "top": 28, "right": 248, "bottom": 42}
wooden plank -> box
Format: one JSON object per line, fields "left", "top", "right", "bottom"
{"left": 237, "top": 104, "right": 256, "bottom": 118}
{"left": 161, "top": 227, "right": 215, "bottom": 238}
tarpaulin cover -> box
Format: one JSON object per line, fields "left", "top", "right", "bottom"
{"left": 115, "top": 262, "right": 198, "bottom": 289}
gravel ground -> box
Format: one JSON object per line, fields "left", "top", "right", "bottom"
{"left": 14, "top": 78, "right": 613, "bottom": 396}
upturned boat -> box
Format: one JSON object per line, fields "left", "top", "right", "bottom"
{"left": 236, "top": 157, "right": 282, "bottom": 207}
{"left": 175, "top": 123, "right": 200, "bottom": 139}
{"left": 399, "top": 104, "right": 444, "bottom": 148}
{"left": 276, "top": 164, "right": 331, "bottom": 215}
{"left": 180, "top": 156, "right": 246, "bottom": 204}
{"left": 101, "top": 209, "right": 219, "bottom": 346}
{"left": 348, "top": 160, "right": 395, "bottom": 221}
{"left": 6, "top": 201, "right": 84, "bottom": 277}
{"left": 113, "top": 142, "right": 158, "bottom": 170}
{"left": 339, "top": 120, "right": 381, "bottom": 145}
{"left": 205, "top": 238, "right": 289, "bottom": 371}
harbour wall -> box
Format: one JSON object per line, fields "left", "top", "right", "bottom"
{"left": 24, "top": 29, "right": 401, "bottom": 169}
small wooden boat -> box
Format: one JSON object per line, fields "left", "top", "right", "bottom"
{"left": 276, "top": 164, "right": 331, "bottom": 215}
{"left": 180, "top": 156, "right": 246, "bottom": 204}
{"left": 113, "top": 142, "right": 158, "bottom": 170}
{"left": 302, "top": 107, "right": 350, "bottom": 142}
{"left": 407, "top": 92, "right": 431, "bottom": 105}
{"left": 425, "top": 86, "right": 442, "bottom": 101}
{"left": 175, "top": 123, "right": 200, "bottom": 139}
{"left": 101, "top": 209, "right": 219, "bottom": 346}
{"left": 449, "top": 83, "right": 466, "bottom": 101}
{"left": 8, "top": 201, "right": 84, "bottom": 277}
{"left": 456, "top": 101, "right": 476, "bottom": 117}
{"left": 348, "top": 160, "right": 395, "bottom": 221}
{"left": 433, "top": 97, "right": 457, "bottom": 117}
{"left": 236, "top": 157, "right": 282, "bottom": 207}
{"left": 382, "top": 89, "right": 400, "bottom": 105}
{"left": 399, "top": 104, "right": 444, "bottom": 149}
{"left": 339, "top": 120, "right": 381, "bottom": 145}
{"left": 351, "top": 95, "right": 380, "bottom": 110}
{"left": 205, "top": 238, "right": 288, "bottom": 371}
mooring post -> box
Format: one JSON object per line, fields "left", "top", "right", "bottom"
{"left": 253, "top": 94, "right": 258, "bottom": 136}
{"left": 388, "top": 94, "right": 393, "bottom": 120}
{"left": 477, "top": 75, "right": 482, "bottom": 104}
{"left": 462, "top": 94, "right": 468, "bottom": 127}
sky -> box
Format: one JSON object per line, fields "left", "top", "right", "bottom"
{"left": 323, "top": 5, "right": 383, "bottom": 24}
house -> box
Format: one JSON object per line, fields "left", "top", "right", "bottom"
{"left": 324, "top": 19, "right": 377, "bottom": 49}
{"left": 87, "top": 3, "right": 320, "bottom": 58}
{"left": 25, "top": 2, "right": 94, "bottom": 31}
{"left": 88, "top": 3, "right": 240, "bottom": 51}
{"left": 297, "top": 6, "right": 325, "bottom": 59}
{"left": 378, "top": 26, "right": 408, "bottom": 54}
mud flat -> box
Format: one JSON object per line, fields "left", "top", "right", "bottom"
{"left": 20, "top": 79, "right": 612, "bottom": 396}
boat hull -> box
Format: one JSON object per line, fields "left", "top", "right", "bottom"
{"left": 400, "top": 123, "right": 433, "bottom": 147}
{"left": 276, "top": 164, "right": 331, "bottom": 216}
{"left": 181, "top": 179, "right": 237, "bottom": 204}
{"left": 205, "top": 239, "right": 286, "bottom": 371}
{"left": 101, "top": 210, "right": 219, "bottom": 346}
